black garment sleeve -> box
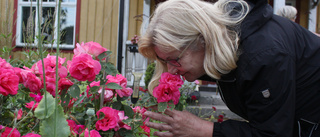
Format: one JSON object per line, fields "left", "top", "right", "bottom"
{"left": 213, "top": 47, "right": 296, "bottom": 137}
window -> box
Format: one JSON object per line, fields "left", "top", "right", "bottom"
{"left": 16, "top": 0, "right": 77, "bottom": 49}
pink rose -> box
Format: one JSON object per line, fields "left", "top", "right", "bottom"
{"left": 132, "top": 106, "right": 148, "bottom": 121}
{"left": 86, "top": 81, "right": 114, "bottom": 102}
{"left": 30, "top": 93, "right": 43, "bottom": 102}
{"left": 106, "top": 74, "right": 133, "bottom": 97}
{"left": 1, "top": 127, "right": 21, "bottom": 137}
{"left": 74, "top": 41, "right": 107, "bottom": 59}
{"left": 153, "top": 83, "right": 180, "bottom": 105}
{"left": 0, "top": 57, "right": 13, "bottom": 69}
{"left": 114, "top": 111, "right": 131, "bottom": 131}
{"left": 21, "top": 70, "right": 42, "bottom": 93}
{"left": 31, "top": 54, "right": 67, "bottom": 78}
{"left": 95, "top": 107, "right": 119, "bottom": 131}
{"left": 159, "top": 72, "right": 184, "bottom": 87}
{"left": 25, "top": 101, "right": 39, "bottom": 111}
{"left": 68, "top": 54, "right": 101, "bottom": 81}
{"left": 140, "top": 124, "right": 151, "bottom": 137}
{"left": 21, "top": 133, "right": 41, "bottom": 137}
{"left": 67, "top": 120, "right": 85, "bottom": 135}
{"left": 84, "top": 128, "right": 101, "bottom": 137}
{"left": 0, "top": 125, "right": 4, "bottom": 130}
{"left": 45, "top": 77, "right": 56, "bottom": 97}
{"left": 0, "top": 68, "right": 19, "bottom": 96}
{"left": 12, "top": 67, "right": 23, "bottom": 83}
{"left": 15, "top": 109, "right": 23, "bottom": 120}
{"left": 194, "top": 80, "right": 200, "bottom": 85}
{"left": 86, "top": 81, "right": 100, "bottom": 98}
{"left": 58, "top": 78, "right": 74, "bottom": 91}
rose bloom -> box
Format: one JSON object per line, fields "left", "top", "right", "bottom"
{"left": 30, "top": 93, "right": 43, "bottom": 102}
{"left": 31, "top": 54, "right": 67, "bottom": 78}
{"left": 67, "top": 54, "right": 101, "bottom": 81}
{"left": 0, "top": 68, "right": 19, "bottom": 96}
{"left": 132, "top": 106, "right": 148, "bottom": 121}
{"left": 159, "top": 72, "right": 184, "bottom": 87}
{"left": 114, "top": 111, "right": 131, "bottom": 131}
{"left": 84, "top": 128, "right": 101, "bottom": 137}
{"left": 86, "top": 81, "right": 114, "bottom": 102}
{"left": 21, "top": 133, "right": 41, "bottom": 137}
{"left": 45, "top": 76, "right": 56, "bottom": 97}
{"left": 0, "top": 57, "right": 13, "bottom": 69}
{"left": 25, "top": 101, "right": 39, "bottom": 111}
{"left": 12, "top": 67, "right": 23, "bottom": 83}
{"left": 1, "top": 127, "right": 21, "bottom": 137}
{"left": 58, "top": 78, "right": 74, "bottom": 91}
{"left": 153, "top": 83, "right": 180, "bottom": 105}
{"left": 74, "top": 41, "right": 107, "bottom": 59}
{"left": 95, "top": 107, "right": 119, "bottom": 131}
{"left": 67, "top": 119, "right": 85, "bottom": 135}
{"left": 106, "top": 74, "right": 133, "bottom": 97}
{"left": 21, "top": 70, "right": 42, "bottom": 94}
{"left": 15, "top": 109, "right": 23, "bottom": 120}
{"left": 140, "top": 123, "right": 151, "bottom": 137}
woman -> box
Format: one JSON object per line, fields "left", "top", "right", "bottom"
{"left": 138, "top": 0, "right": 320, "bottom": 136}
{"left": 276, "top": 5, "right": 297, "bottom": 22}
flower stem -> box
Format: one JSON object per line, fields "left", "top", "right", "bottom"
{"left": 54, "top": 1, "right": 62, "bottom": 137}
{"left": 36, "top": 0, "right": 48, "bottom": 118}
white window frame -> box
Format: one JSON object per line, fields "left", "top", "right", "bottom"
{"left": 16, "top": 0, "right": 77, "bottom": 49}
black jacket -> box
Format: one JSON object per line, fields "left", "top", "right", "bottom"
{"left": 200, "top": 0, "right": 320, "bottom": 136}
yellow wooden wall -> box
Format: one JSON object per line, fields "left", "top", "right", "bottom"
{"left": 2, "top": 0, "right": 146, "bottom": 66}
{"left": 0, "top": 0, "right": 15, "bottom": 56}
{"left": 79, "top": 0, "right": 120, "bottom": 65}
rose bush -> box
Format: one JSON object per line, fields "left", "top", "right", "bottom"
{"left": 0, "top": 41, "right": 145, "bottom": 137}
{"left": 0, "top": 40, "right": 192, "bottom": 137}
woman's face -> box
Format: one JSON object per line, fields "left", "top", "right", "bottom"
{"left": 154, "top": 45, "right": 206, "bottom": 82}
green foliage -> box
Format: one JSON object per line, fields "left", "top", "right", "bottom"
{"left": 144, "top": 62, "right": 155, "bottom": 88}
{"left": 34, "top": 93, "right": 56, "bottom": 119}
{"left": 39, "top": 106, "right": 70, "bottom": 137}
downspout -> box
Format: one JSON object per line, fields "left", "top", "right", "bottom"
{"left": 117, "top": 0, "right": 125, "bottom": 73}
{"left": 121, "top": 0, "right": 130, "bottom": 75}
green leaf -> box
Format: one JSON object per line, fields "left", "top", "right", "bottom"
{"left": 39, "top": 105, "right": 70, "bottom": 137}
{"left": 119, "top": 129, "right": 135, "bottom": 137}
{"left": 168, "top": 103, "right": 175, "bottom": 110}
{"left": 105, "top": 62, "right": 118, "bottom": 75}
{"left": 106, "top": 82, "right": 123, "bottom": 89}
{"left": 67, "top": 84, "right": 80, "bottom": 98}
{"left": 97, "top": 51, "right": 112, "bottom": 61}
{"left": 73, "top": 94, "right": 86, "bottom": 107}
{"left": 34, "top": 93, "right": 56, "bottom": 119}
{"left": 123, "top": 105, "right": 134, "bottom": 118}
{"left": 61, "top": 92, "right": 70, "bottom": 108}
{"left": 112, "top": 101, "right": 122, "bottom": 110}
{"left": 158, "top": 102, "right": 168, "bottom": 112}
{"left": 117, "top": 95, "right": 128, "bottom": 101}
{"left": 89, "top": 86, "right": 100, "bottom": 95}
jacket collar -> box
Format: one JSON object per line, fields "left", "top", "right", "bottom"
{"left": 240, "top": 0, "right": 273, "bottom": 42}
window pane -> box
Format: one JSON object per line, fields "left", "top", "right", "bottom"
{"left": 60, "top": 7, "right": 75, "bottom": 45}
{"left": 21, "top": 7, "right": 36, "bottom": 43}
{"left": 42, "top": 0, "right": 48, "bottom": 2}
{"left": 22, "top": 0, "right": 28, "bottom": 1}
{"left": 49, "top": 0, "right": 55, "bottom": 2}
{"left": 41, "top": 7, "right": 55, "bottom": 44}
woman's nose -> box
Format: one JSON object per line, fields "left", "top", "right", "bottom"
{"left": 167, "top": 64, "right": 178, "bottom": 74}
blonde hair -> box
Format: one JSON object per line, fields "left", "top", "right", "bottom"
{"left": 276, "top": 6, "right": 297, "bottom": 21}
{"left": 138, "top": 0, "right": 249, "bottom": 93}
